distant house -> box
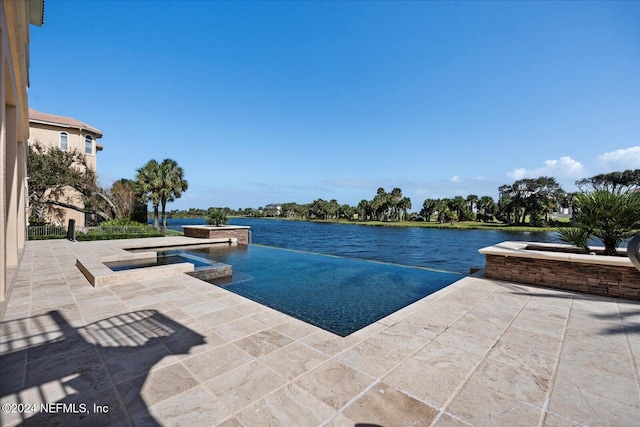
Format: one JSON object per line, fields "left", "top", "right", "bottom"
{"left": 264, "top": 203, "right": 283, "bottom": 217}
{"left": 28, "top": 109, "right": 104, "bottom": 226}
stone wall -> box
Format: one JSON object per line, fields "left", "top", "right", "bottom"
{"left": 183, "top": 226, "right": 250, "bottom": 245}
{"left": 485, "top": 254, "right": 640, "bottom": 301}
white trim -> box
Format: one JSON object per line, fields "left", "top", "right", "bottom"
{"left": 84, "top": 134, "right": 94, "bottom": 155}
{"left": 30, "top": 119, "right": 73, "bottom": 128}
{"left": 59, "top": 132, "right": 69, "bottom": 151}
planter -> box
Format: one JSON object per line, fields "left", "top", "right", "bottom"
{"left": 479, "top": 241, "right": 640, "bottom": 301}
{"left": 182, "top": 225, "right": 251, "bottom": 245}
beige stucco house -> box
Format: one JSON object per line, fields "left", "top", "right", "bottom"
{"left": 28, "top": 109, "right": 104, "bottom": 227}
{"left": 1, "top": 0, "right": 44, "bottom": 304}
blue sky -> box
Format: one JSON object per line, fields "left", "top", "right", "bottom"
{"left": 29, "top": 1, "right": 640, "bottom": 210}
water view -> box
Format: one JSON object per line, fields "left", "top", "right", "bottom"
{"left": 137, "top": 218, "right": 560, "bottom": 335}
{"left": 163, "top": 217, "right": 561, "bottom": 274}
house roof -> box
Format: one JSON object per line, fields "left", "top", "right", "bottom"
{"left": 28, "top": 108, "right": 103, "bottom": 138}
{"left": 29, "top": 0, "right": 45, "bottom": 26}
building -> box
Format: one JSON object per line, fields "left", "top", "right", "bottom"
{"left": 29, "top": 109, "right": 103, "bottom": 172}
{"left": 28, "top": 108, "right": 104, "bottom": 226}
{"left": 1, "top": 0, "right": 45, "bottom": 304}
{"left": 264, "top": 203, "right": 283, "bottom": 216}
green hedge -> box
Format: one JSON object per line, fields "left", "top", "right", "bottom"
{"left": 76, "top": 232, "right": 163, "bottom": 241}
{"left": 28, "top": 234, "right": 67, "bottom": 240}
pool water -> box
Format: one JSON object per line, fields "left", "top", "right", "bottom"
{"left": 105, "top": 254, "right": 214, "bottom": 271}
{"left": 158, "top": 244, "right": 464, "bottom": 337}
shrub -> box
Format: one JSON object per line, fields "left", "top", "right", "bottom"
{"left": 206, "top": 208, "right": 228, "bottom": 226}
{"left": 556, "top": 189, "right": 640, "bottom": 255}
{"left": 76, "top": 232, "right": 162, "bottom": 241}
{"left": 99, "top": 218, "right": 147, "bottom": 227}
{"left": 556, "top": 227, "right": 592, "bottom": 253}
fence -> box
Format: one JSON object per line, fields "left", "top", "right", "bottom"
{"left": 27, "top": 226, "right": 67, "bottom": 238}
{"left": 27, "top": 225, "right": 162, "bottom": 240}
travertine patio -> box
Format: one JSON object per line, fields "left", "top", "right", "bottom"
{"left": 1, "top": 238, "right": 639, "bottom": 426}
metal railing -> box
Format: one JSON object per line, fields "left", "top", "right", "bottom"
{"left": 27, "top": 226, "right": 67, "bottom": 238}
{"left": 27, "top": 225, "right": 161, "bottom": 240}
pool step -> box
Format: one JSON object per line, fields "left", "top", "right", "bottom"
{"left": 187, "top": 263, "right": 233, "bottom": 282}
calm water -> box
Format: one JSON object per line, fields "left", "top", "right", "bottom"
{"left": 105, "top": 254, "right": 214, "bottom": 271}
{"left": 147, "top": 217, "right": 561, "bottom": 335}
{"left": 158, "top": 244, "right": 463, "bottom": 336}
{"left": 163, "top": 217, "right": 560, "bottom": 274}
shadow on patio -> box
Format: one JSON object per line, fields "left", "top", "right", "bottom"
{"left": 0, "top": 309, "right": 204, "bottom": 426}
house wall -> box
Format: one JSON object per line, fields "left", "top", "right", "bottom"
{"left": 1, "top": 0, "right": 40, "bottom": 304}
{"left": 29, "top": 124, "right": 100, "bottom": 171}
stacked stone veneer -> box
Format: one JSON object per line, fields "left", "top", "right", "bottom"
{"left": 188, "top": 264, "right": 233, "bottom": 281}
{"left": 183, "top": 226, "right": 250, "bottom": 245}
{"left": 484, "top": 253, "right": 640, "bottom": 301}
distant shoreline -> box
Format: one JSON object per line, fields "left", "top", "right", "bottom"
{"left": 281, "top": 218, "right": 555, "bottom": 233}
{"left": 167, "top": 215, "right": 557, "bottom": 233}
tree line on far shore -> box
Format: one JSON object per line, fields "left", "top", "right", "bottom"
{"left": 27, "top": 141, "right": 640, "bottom": 233}
{"left": 168, "top": 169, "right": 640, "bottom": 229}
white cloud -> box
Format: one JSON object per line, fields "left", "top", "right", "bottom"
{"left": 449, "top": 176, "right": 461, "bottom": 183}
{"left": 508, "top": 168, "right": 527, "bottom": 180}
{"left": 598, "top": 146, "right": 640, "bottom": 170}
{"left": 507, "top": 156, "right": 585, "bottom": 180}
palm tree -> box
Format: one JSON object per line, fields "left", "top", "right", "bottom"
{"left": 449, "top": 196, "right": 467, "bottom": 221}
{"left": 421, "top": 199, "right": 437, "bottom": 222}
{"left": 390, "top": 188, "right": 403, "bottom": 221}
{"left": 478, "top": 195, "right": 495, "bottom": 222}
{"left": 467, "top": 194, "right": 478, "bottom": 219}
{"left": 371, "top": 188, "right": 389, "bottom": 221}
{"left": 136, "top": 158, "right": 188, "bottom": 231}
{"left": 158, "top": 159, "right": 188, "bottom": 231}
{"left": 436, "top": 199, "right": 451, "bottom": 223}
{"left": 397, "top": 197, "right": 411, "bottom": 222}
{"left": 328, "top": 199, "right": 339, "bottom": 220}
{"left": 135, "top": 159, "right": 161, "bottom": 229}
{"left": 357, "top": 199, "right": 370, "bottom": 221}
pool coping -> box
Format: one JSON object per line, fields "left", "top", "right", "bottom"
{"left": 479, "top": 240, "right": 633, "bottom": 267}
{"left": 76, "top": 237, "right": 237, "bottom": 287}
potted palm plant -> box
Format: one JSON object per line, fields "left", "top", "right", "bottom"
{"left": 556, "top": 189, "right": 640, "bottom": 255}
{"left": 205, "top": 208, "right": 228, "bottom": 227}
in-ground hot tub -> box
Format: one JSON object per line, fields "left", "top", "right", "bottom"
{"left": 479, "top": 241, "right": 640, "bottom": 301}
{"left": 76, "top": 240, "right": 236, "bottom": 287}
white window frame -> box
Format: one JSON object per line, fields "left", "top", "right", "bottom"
{"left": 84, "top": 135, "right": 93, "bottom": 155}
{"left": 60, "top": 132, "right": 68, "bottom": 151}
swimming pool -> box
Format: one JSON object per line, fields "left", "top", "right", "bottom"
{"left": 157, "top": 244, "right": 464, "bottom": 337}
{"left": 105, "top": 254, "right": 214, "bottom": 271}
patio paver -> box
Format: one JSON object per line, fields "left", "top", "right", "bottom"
{"left": 1, "top": 237, "right": 639, "bottom": 426}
